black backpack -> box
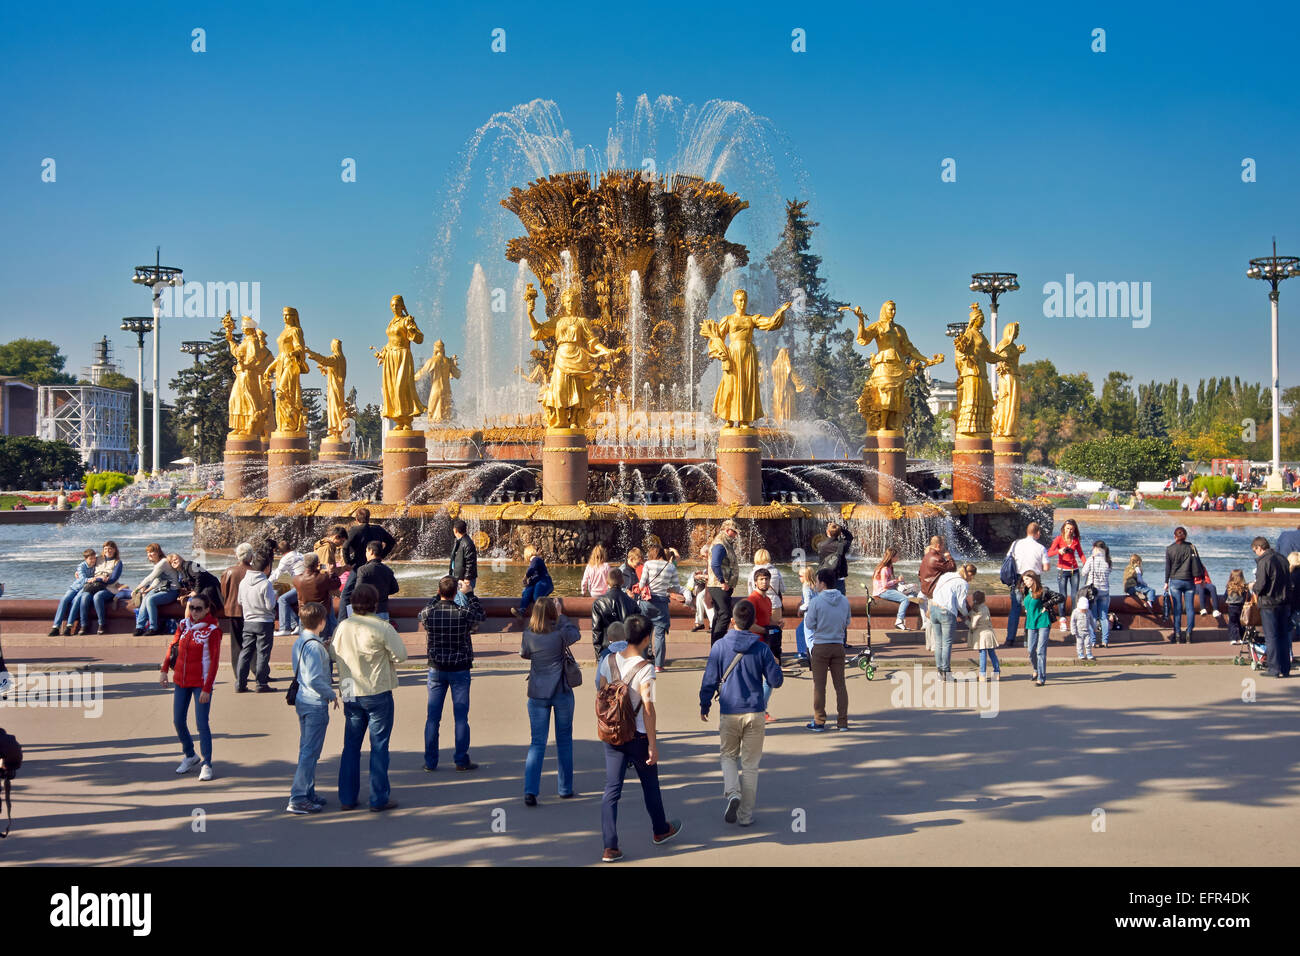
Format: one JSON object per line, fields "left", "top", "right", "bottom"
{"left": 0, "top": 727, "right": 23, "bottom": 838}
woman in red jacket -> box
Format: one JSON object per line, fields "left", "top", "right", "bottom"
{"left": 1047, "top": 519, "right": 1085, "bottom": 633}
{"left": 160, "top": 594, "right": 222, "bottom": 781}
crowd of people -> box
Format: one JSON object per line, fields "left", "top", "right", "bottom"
{"left": 35, "top": 505, "right": 1300, "bottom": 859}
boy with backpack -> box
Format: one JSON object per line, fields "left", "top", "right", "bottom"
{"left": 595, "top": 614, "right": 682, "bottom": 862}
{"left": 698, "top": 599, "right": 783, "bottom": 827}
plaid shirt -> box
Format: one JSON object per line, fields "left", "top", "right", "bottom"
{"left": 422, "top": 595, "right": 485, "bottom": 671}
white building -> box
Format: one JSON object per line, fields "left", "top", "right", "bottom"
{"left": 924, "top": 369, "right": 957, "bottom": 416}
{"left": 37, "top": 384, "right": 132, "bottom": 472}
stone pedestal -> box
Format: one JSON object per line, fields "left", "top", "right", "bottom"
{"left": 318, "top": 437, "right": 351, "bottom": 462}
{"left": 716, "top": 427, "right": 763, "bottom": 505}
{"left": 382, "top": 429, "right": 428, "bottom": 504}
{"left": 268, "top": 431, "right": 311, "bottom": 502}
{"left": 223, "top": 434, "right": 266, "bottom": 500}
{"left": 993, "top": 438, "right": 1022, "bottom": 499}
{"left": 874, "top": 429, "right": 907, "bottom": 505}
{"left": 542, "top": 428, "right": 588, "bottom": 505}
{"left": 952, "top": 434, "right": 993, "bottom": 502}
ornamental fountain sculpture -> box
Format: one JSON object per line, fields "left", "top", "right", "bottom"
{"left": 194, "top": 169, "right": 1046, "bottom": 562}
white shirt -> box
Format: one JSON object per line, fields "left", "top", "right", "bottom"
{"left": 1009, "top": 536, "right": 1049, "bottom": 575}
{"left": 274, "top": 550, "right": 305, "bottom": 580}
{"left": 597, "top": 652, "right": 656, "bottom": 734}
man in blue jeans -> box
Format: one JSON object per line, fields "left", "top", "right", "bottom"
{"left": 1004, "top": 522, "right": 1048, "bottom": 648}
{"left": 1251, "top": 537, "right": 1293, "bottom": 678}
{"left": 329, "top": 584, "right": 406, "bottom": 812}
{"left": 929, "top": 563, "right": 976, "bottom": 680}
{"left": 422, "top": 575, "right": 486, "bottom": 771}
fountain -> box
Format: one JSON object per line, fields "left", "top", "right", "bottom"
{"left": 191, "top": 99, "right": 1047, "bottom": 563}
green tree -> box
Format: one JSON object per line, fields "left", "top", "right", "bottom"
{"left": 169, "top": 330, "right": 235, "bottom": 464}
{"left": 903, "top": 372, "right": 940, "bottom": 457}
{"left": 1017, "top": 359, "right": 1100, "bottom": 464}
{"left": 1056, "top": 436, "right": 1181, "bottom": 489}
{"left": 0, "top": 338, "right": 77, "bottom": 385}
{"left": 304, "top": 390, "right": 326, "bottom": 453}
{"left": 0, "top": 436, "right": 84, "bottom": 489}
{"left": 1098, "top": 371, "right": 1137, "bottom": 436}
{"left": 352, "top": 393, "right": 381, "bottom": 458}
{"left": 1136, "top": 383, "right": 1169, "bottom": 440}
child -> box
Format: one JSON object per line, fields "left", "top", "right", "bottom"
{"left": 51, "top": 549, "right": 98, "bottom": 637}
{"left": 1193, "top": 568, "right": 1222, "bottom": 620}
{"left": 1123, "top": 554, "right": 1159, "bottom": 612}
{"left": 1081, "top": 540, "right": 1113, "bottom": 647}
{"left": 287, "top": 602, "right": 336, "bottom": 814}
{"left": 682, "top": 547, "right": 710, "bottom": 632}
{"left": 512, "top": 546, "right": 553, "bottom": 619}
{"left": 794, "top": 565, "right": 816, "bottom": 666}
{"left": 748, "top": 567, "right": 784, "bottom": 661}
{"left": 968, "top": 589, "right": 1000, "bottom": 681}
{"left": 1071, "top": 594, "right": 1096, "bottom": 661}
{"left": 1224, "top": 569, "right": 1251, "bottom": 646}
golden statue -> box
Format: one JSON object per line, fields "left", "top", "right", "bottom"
{"left": 843, "top": 300, "right": 943, "bottom": 432}
{"left": 251, "top": 327, "right": 275, "bottom": 443}
{"left": 416, "top": 340, "right": 460, "bottom": 423}
{"left": 527, "top": 282, "right": 613, "bottom": 430}
{"left": 222, "top": 312, "right": 262, "bottom": 436}
{"left": 372, "top": 294, "right": 425, "bottom": 431}
{"left": 700, "top": 289, "right": 790, "bottom": 428}
{"left": 953, "top": 303, "right": 1001, "bottom": 436}
{"left": 306, "top": 338, "right": 348, "bottom": 439}
{"left": 770, "top": 347, "right": 807, "bottom": 424}
{"left": 262, "top": 307, "right": 310, "bottom": 434}
{"left": 991, "top": 321, "right": 1026, "bottom": 439}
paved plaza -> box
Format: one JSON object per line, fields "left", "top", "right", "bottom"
{"left": 3, "top": 659, "right": 1296, "bottom": 866}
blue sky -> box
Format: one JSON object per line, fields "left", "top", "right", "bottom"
{"left": 1, "top": 0, "right": 1297, "bottom": 404}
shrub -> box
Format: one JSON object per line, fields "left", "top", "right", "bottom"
{"left": 1190, "top": 475, "right": 1237, "bottom": 498}
{"left": 1056, "top": 436, "right": 1181, "bottom": 490}
{"left": 84, "top": 472, "right": 133, "bottom": 497}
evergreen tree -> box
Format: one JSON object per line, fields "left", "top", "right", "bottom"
{"left": 1137, "top": 384, "right": 1169, "bottom": 440}
{"left": 904, "top": 373, "right": 939, "bottom": 456}
{"left": 169, "top": 329, "right": 235, "bottom": 464}
{"left": 829, "top": 328, "right": 870, "bottom": 446}
{"left": 304, "top": 390, "right": 326, "bottom": 453}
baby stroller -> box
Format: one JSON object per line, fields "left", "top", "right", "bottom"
{"left": 1232, "top": 602, "right": 1267, "bottom": 669}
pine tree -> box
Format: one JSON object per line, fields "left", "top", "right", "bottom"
{"left": 169, "top": 329, "right": 235, "bottom": 464}
{"left": 1137, "top": 387, "right": 1169, "bottom": 440}
{"left": 304, "top": 391, "right": 326, "bottom": 453}
{"left": 904, "top": 373, "right": 938, "bottom": 455}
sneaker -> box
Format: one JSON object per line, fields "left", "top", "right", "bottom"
{"left": 274, "top": 628, "right": 292, "bottom": 637}
{"left": 1059, "top": 620, "right": 1068, "bottom": 633}
{"left": 1211, "top": 609, "right": 1221, "bottom": 619}
{"left": 1199, "top": 608, "right": 1208, "bottom": 616}
{"left": 198, "top": 763, "right": 213, "bottom": 781}
{"left": 48, "top": 626, "right": 60, "bottom": 637}
{"left": 175, "top": 754, "right": 202, "bottom": 775}
{"left": 836, "top": 723, "right": 850, "bottom": 731}
{"left": 724, "top": 796, "right": 740, "bottom": 823}
{"left": 805, "top": 721, "right": 827, "bottom": 732}
{"left": 602, "top": 848, "right": 624, "bottom": 863}
{"left": 764, "top": 712, "right": 774, "bottom": 723}
{"left": 652, "top": 820, "right": 683, "bottom": 845}
{"left": 524, "top": 794, "right": 538, "bottom": 807}
{"left": 310, "top": 795, "right": 327, "bottom": 807}
{"left": 286, "top": 801, "right": 320, "bottom": 814}
{"left": 133, "top": 627, "right": 144, "bottom": 636}
{"left": 655, "top": 666, "right": 664, "bottom": 673}
{"left": 1086, "top": 654, "right": 1095, "bottom": 661}
{"left": 895, "top": 621, "right": 908, "bottom": 630}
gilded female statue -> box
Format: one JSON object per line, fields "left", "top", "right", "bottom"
{"left": 373, "top": 294, "right": 424, "bottom": 431}
{"left": 306, "top": 338, "right": 348, "bottom": 439}
{"left": 416, "top": 339, "right": 460, "bottom": 423}
{"left": 527, "top": 283, "right": 613, "bottom": 430}
{"left": 991, "top": 321, "right": 1026, "bottom": 439}
{"left": 264, "top": 307, "right": 309, "bottom": 434}
{"left": 770, "top": 347, "right": 807, "bottom": 424}
{"left": 953, "top": 303, "right": 1001, "bottom": 436}
{"left": 842, "top": 300, "right": 943, "bottom": 432}
{"left": 251, "top": 328, "right": 275, "bottom": 442}
{"left": 700, "top": 289, "right": 790, "bottom": 428}
{"left": 222, "top": 312, "right": 261, "bottom": 436}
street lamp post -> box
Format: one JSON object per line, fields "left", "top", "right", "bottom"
{"left": 1246, "top": 240, "right": 1300, "bottom": 491}
{"left": 179, "top": 340, "right": 210, "bottom": 467}
{"left": 120, "top": 317, "right": 154, "bottom": 480}
{"left": 969, "top": 272, "right": 1019, "bottom": 398}
{"left": 132, "top": 247, "right": 183, "bottom": 477}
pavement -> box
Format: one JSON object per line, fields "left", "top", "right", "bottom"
{"left": 1, "top": 657, "right": 1296, "bottom": 866}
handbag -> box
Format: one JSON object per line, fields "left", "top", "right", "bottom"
{"left": 560, "top": 639, "right": 583, "bottom": 689}
{"left": 81, "top": 578, "right": 107, "bottom": 595}
{"left": 285, "top": 637, "right": 323, "bottom": 705}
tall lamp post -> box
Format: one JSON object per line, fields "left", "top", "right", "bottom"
{"left": 969, "top": 272, "right": 1019, "bottom": 398}
{"left": 179, "top": 340, "right": 210, "bottom": 467}
{"left": 1246, "top": 240, "right": 1300, "bottom": 491}
{"left": 120, "top": 317, "right": 154, "bottom": 480}
{"left": 131, "top": 247, "right": 183, "bottom": 477}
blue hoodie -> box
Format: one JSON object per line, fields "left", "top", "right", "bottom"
{"left": 804, "top": 586, "right": 850, "bottom": 644}
{"left": 699, "top": 627, "right": 784, "bottom": 716}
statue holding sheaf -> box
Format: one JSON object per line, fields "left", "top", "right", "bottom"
{"left": 842, "top": 300, "right": 943, "bottom": 432}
